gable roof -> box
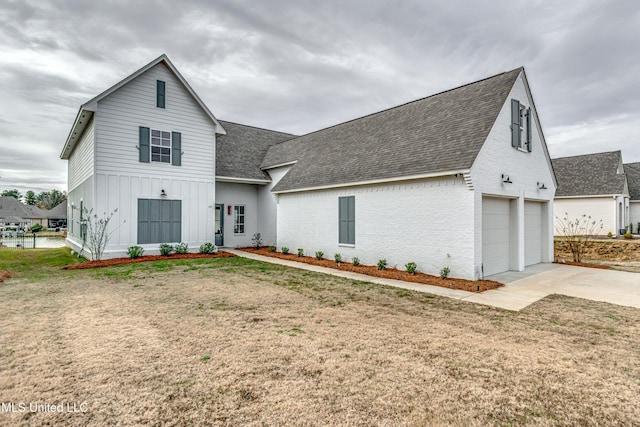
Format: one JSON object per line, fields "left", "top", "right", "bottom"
{"left": 216, "top": 121, "right": 296, "bottom": 182}
{"left": 624, "top": 162, "right": 640, "bottom": 200}
{"left": 264, "top": 67, "right": 523, "bottom": 193}
{"left": 61, "top": 54, "right": 226, "bottom": 160}
{"left": 552, "top": 151, "right": 627, "bottom": 197}
{"left": 45, "top": 201, "right": 68, "bottom": 219}
{"left": 0, "top": 197, "right": 47, "bottom": 220}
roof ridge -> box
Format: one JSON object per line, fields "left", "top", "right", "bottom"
{"left": 266, "top": 67, "right": 523, "bottom": 149}
{"left": 218, "top": 120, "right": 297, "bottom": 137}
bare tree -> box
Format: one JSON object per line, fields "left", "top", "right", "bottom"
{"left": 81, "top": 208, "right": 125, "bottom": 261}
{"left": 555, "top": 213, "right": 603, "bottom": 262}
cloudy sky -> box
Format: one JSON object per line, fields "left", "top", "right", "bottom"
{"left": 1, "top": 0, "right": 639, "bottom": 194}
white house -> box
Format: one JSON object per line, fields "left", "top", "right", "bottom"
{"left": 552, "top": 151, "right": 630, "bottom": 236}
{"left": 62, "top": 55, "right": 556, "bottom": 280}
{"left": 624, "top": 162, "right": 640, "bottom": 232}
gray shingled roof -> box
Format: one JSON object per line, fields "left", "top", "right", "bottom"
{"left": 264, "top": 68, "right": 523, "bottom": 192}
{"left": 624, "top": 162, "right": 640, "bottom": 200}
{"left": 0, "top": 197, "right": 59, "bottom": 220}
{"left": 552, "top": 151, "right": 627, "bottom": 197}
{"left": 46, "top": 202, "right": 67, "bottom": 219}
{"left": 216, "top": 121, "right": 296, "bottom": 181}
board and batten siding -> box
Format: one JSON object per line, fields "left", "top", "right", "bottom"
{"left": 68, "top": 116, "right": 95, "bottom": 191}
{"left": 276, "top": 176, "right": 476, "bottom": 280}
{"left": 471, "top": 71, "right": 555, "bottom": 277}
{"left": 94, "top": 62, "right": 216, "bottom": 180}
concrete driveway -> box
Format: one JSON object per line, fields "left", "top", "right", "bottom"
{"left": 467, "top": 263, "right": 640, "bottom": 311}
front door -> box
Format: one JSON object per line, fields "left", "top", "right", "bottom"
{"left": 215, "top": 204, "right": 224, "bottom": 246}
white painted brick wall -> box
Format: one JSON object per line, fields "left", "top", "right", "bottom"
{"left": 630, "top": 202, "right": 640, "bottom": 233}
{"left": 277, "top": 176, "right": 476, "bottom": 280}
{"left": 554, "top": 197, "right": 617, "bottom": 236}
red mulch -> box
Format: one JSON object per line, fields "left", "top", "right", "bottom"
{"left": 62, "top": 252, "right": 236, "bottom": 270}
{"left": 0, "top": 270, "right": 12, "bottom": 282}
{"left": 554, "top": 261, "right": 611, "bottom": 270}
{"left": 240, "top": 247, "right": 503, "bottom": 293}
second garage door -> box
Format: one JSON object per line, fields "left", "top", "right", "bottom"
{"left": 482, "top": 197, "right": 511, "bottom": 276}
{"left": 524, "top": 201, "right": 543, "bottom": 266}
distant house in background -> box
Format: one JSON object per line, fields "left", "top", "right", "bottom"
{"left": 0, "top": 196, "right": 67, "bottom": 230}
{"left": 552, "top": 151, "right": 629, "bottom": 235}
{"left": 625, "top": 162, "right": 640, "bottom": 232}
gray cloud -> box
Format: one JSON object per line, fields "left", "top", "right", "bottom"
{"left": 1, "top": 0, "right": 639, "bottom": 196}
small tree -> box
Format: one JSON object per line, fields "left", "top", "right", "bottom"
{"left": 555, "top": 213, "right": 603, "bottom": 262}
{"left": 251, "top": 233, "right": 263, "bottom": 249}
{"left": 82, "top": 207, "right": 124, "bottom": 261}
{"left": 24, "top": 190, "right": 37, "bottom": 206}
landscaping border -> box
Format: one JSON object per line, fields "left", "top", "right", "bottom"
{"left": 62, "top": 252, "right": 235, "bottom": 270}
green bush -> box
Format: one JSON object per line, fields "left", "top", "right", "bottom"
{"left": 352, "top": 256, "right": 360, "bottom": 266}
{"left": 281, "top": 247, "right": 289, "bottom": 254}
{"left": 377, "top": 259, "right": 387, "bottom": 270}
{"left": 440, "top": 267, "right": 450, "bottom": 279}
{"left": 607, "top": 232, "right": 614, "bottom": 237}
{"left": 297, "top": 248, "right": 304, "bottom": 257}
{"left": 174, "top": 242, "right": 189, "bottom": 254}
{"left": 199, "top": 242, "right": 216, "bottom": 254}
{"left": 315, "top": 251, "right": 324, "bottom": 260}
{"left": 624, "top": 233, "right": 633, "bottom": 239}
{"left": 405, "top": 262, "right": 417, "bottom": 274}
{"left": 127, "top": 245, "right": 144, "bottom": 259}
{"left": 268, "top": 245, "right": 276, "bottom": 252}
{"left": 159, "top": 243, "right": 174, "bottom": 256}
{"left": 334, "top": 253, "right": 342, "bottom": 264}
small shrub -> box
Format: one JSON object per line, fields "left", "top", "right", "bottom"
{"left": 297, "top": 248, "right": 304, "bottom": 257}
{"left": 251, "top": 233, "right": 263, "bottom": 249}
{"left": 440, "top": 267, "right": 450, "bottom": 279}
{"left": 315, "top": 251, "right": 324, "bottom": 260}
{"left": 352, "top": 256, "right": 360, "bottom": 266}
{"left": 377, "top": 259, "right": 387, "bottom": 270}
{"left": 334, "top": 253, "right": 342, "bottom": 264}
{"left": 127, "top": 245, "right": 144, "bottom": 259}
{"left": 174, "top": 242, "right": 189, "bottom": 254}
{"left": 281, "top": 247, "right": 289, "bottom": 254}
{"left": 268, "top": 245, "right": 276, "bottom": 252}
{"left": 624, "top": 233, "right": 633, "bottom": 239}
{"left": 405, "top": 262, "right": 417, "bottom": 274}
{"left": 159, "top": 243, "right": 174, "bottom": 256}
{"left": 607, "top": 231, "right": 614, "bottom": 238}
{"left": 199, "top": 242, "right": 216, "bottom": 254}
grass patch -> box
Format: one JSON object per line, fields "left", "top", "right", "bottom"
{"left": 0, "top": 247, "right": 83, "bottom": 282}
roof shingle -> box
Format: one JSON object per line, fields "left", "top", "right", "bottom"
{"left": 264, "top": 67, "right": 523, "bottom": 192}
{"left": 624, "top": 162, "right": 640, "bottom": 200}
{"left": 216, "top": 121, "right": 295, "bottom": 181}
{"left": 552, "top": 151, "right": 627, "bottom": 197}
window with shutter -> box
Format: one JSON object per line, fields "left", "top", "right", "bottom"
{"left": 338, "top": 196, "right": 355, "bottom": 245}
{"left": 157, "top": 80, "right": 165, "bottom": 108}
{"left": 510, "top": 99, "right": 532, "bottom": 152}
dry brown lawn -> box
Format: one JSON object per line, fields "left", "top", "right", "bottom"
{"left": 1, "top": 254, "right": 639, "bottom": 426}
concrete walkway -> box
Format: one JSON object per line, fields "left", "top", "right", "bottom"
{"left": 224, "top": 250, "right": 640, "bottom": 311}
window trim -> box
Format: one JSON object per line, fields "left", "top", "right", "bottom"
{"left": 233, "top": 205, "right": 246, "bottom": 235}
{"left": 150, "top": 129, "right": 172, "bottom": 163}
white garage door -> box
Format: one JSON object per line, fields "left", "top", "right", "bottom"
{"left": 482, "top": 197, "right": 511, "bottom": 276}
{"left": 524, "top": 201, "right": 543, "bottom": 266}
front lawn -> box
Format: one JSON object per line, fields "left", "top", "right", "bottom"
{"left": 0, "top": 249, "right": 639, "bottom": 425}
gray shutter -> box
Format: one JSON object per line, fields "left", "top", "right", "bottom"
{"left": 511, "top": 99, "right": 520, "bottom": 148}
{"left": 172, "top": 132, "right": 181, "bottom": 166}
{"left": 157, "top": 80, "right": 165, "bottom": 108}
{"left": 171, "top": 200, "right": 182, "bottom": 242}
{"left": 347, "top": 196, "right": 355, "bottom": 245}
{"left": 526, "top": 108, "right": 532, "bottom": 152}
{"left": 139, "top": 127, "right": 150, "bottom": 163}
{"left": 138, "top": 199, "right": 150, "bottom": 244}
{"left": 149, "top": 199, "right": 161, "bottom": 243}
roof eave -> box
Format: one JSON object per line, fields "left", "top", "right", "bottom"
{"left": 60, "top": 108, "right": 94, "bottom": 160}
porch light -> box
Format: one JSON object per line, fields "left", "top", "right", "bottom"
{"left": 537, "top": 182, "right": 547, "bottom": 190}
{"left": 501, "top": 174, "right": 512, "bottom": 184}
{"left": 161, "top": 189, "right": 167, "bottom": 197}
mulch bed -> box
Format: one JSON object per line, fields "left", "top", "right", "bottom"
{"left": 62, "top": 252, "right": 236, "bottom": 270}
{"left": 554, "top": 261, "right": 612, "bottom": 270}
{"left": 240, "top": 247, "right": 503, "bottom": 293}
{"left": 0, "top": 270, "right": 12, "bottom": 283}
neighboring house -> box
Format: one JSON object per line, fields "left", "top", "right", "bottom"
{"left": 62, "top": 55, "right": 556, "bottom": 280}
{"left": 552, "top": 151, "right": 630, "bottom": 236}
{"left": 45, "top": 202, "right": 68, "bottom": 229}
{"left": 625, "top": 162, "right": 640, "bottom": 232}
{"left": 0, "top": 196, "right": 46, "bottom": 228}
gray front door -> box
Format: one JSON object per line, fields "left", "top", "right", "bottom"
{"left": 215, "top": 204, "right": 223, "bottom": 246}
